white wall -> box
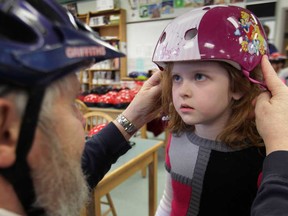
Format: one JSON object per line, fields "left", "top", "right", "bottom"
{"left": 126, "top": 19, "right": 171, "bottom": 73}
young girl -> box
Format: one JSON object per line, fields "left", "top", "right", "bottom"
{"left": 152, "top": 5, "right": 268, "bottom": 216}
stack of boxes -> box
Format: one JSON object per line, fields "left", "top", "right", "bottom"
{"left": 95, "top": 0, "right": 119, "bottom": 12}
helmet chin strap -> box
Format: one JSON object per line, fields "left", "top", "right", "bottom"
{"left": 242, "top": 69, "right": 267, "bottom": 89}
{"left": 0, "top": 86, "right": 46, "bottom": 216}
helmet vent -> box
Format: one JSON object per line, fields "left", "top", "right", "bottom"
{"left": 159, "top": 32, "right": 166, "bottom": 44}
{"left": 184, "top": 28, "right": 197, "bottom": 40}
{"left": 0, "top": 12, "right": 37, "bottom": 43}
{"left": 203, "top": 7, "right": 211, "bottom": 11}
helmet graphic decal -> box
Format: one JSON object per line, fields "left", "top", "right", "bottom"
{"left": 236, "top": 11, "right": 267, "bottom": 56}
{"left": 158, "top": 31, "right": 181, "bottom": 61}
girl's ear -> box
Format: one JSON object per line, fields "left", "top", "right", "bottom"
{"left": 0, "top": 99, "right": 20, "bottom": 168}
{"left": 232, "top": 91, "right": 244, "bottom": 101}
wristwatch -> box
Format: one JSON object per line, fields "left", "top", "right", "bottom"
{"left": 116, "top": 114, "right": 138, "bottom": 135}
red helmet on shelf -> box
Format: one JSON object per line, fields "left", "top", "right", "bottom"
{"left": 83, "top": 94, "right": 99, "bottom": 107}
{"left": 87, "top": 123, "right": 107, "bottom": 137}
{"left": 113, "top": 93, "right": 133, "bottom": 109}
{"left": 269, "top": 52, "right": 287, "bottom": 62}
{"left": 97, "top": 94, "right": 114, "bottom": 108}
{"left": 105, "top": 91, "right": 119, "bottom": 97}
{"left": 129, "top": 88, "right": 139, "bottom": 99}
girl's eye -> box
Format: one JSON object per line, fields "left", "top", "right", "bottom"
{"left": 172, "top": 74, "right": 182, "bottom": 82}
{"left": 195, "top": 73, "right": 206, "bottom": 81}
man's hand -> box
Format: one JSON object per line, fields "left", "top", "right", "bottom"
{"left": 114, "top": 70, "right": 163, "bottom": 139}
{"left": 255, "top": 55, "right": 288, "bottom": 155}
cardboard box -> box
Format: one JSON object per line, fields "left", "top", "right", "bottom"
{"left": 95, "top": 0, "right": 119, "bottom": 11}
{"left": 89, "top": 16, "right": 105, "bottom": 27}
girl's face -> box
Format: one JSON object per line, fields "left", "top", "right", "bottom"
{"left": 172, "top": 61, "right": 242, "bottom": 138}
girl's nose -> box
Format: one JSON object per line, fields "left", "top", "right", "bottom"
{"left": 179, "top": 81, "right": 192, "bottom": 97}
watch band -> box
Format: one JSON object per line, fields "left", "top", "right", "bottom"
{"left": 116, "top": 114, "right": 138, "bottom": 135}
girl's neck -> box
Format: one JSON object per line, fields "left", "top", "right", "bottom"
{"left": 194, "top": 109, "right": 231, "bottom": 140}
{"left": 194, "top": 123, "right": 226, "bottom": 141}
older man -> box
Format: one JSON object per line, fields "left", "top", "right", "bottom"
{"left": 0, "top": 1, "right": 162, "bottom": 216}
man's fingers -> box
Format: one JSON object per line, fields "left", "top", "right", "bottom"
{"left": 261, "top": 55, "right": 286, "bottom": 96}
{"left": 255, "top": 90, "right": 271, "bottom": 106}
{"left": 143, "top": 70, "right": 163, "bottom": 88}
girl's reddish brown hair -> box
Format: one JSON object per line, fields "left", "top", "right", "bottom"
{"left": 161, "top": 61, "right": 264, "bottom": 148}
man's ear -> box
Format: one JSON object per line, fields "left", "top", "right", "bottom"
{"left": 0, "top": 99, "right": 20, "bottom": 168}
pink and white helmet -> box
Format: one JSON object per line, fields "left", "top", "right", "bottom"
{"left": 152, "top": 5, "right": 268, "bottom": 84}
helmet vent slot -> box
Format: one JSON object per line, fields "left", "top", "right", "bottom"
{"left": 184, "top": 28, "right": 197, "bottom": 40}
{"left": 159, "top": 32, "right": 166, "bottom": 44}
{"left": 0, "top": 12, "right": 37, "bottom": 43}
{"left": 203, "top": 7, "right": 211, "bottom": 11}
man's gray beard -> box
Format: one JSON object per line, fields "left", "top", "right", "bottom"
{"left": 31, "top": 133, "right": 89, "bottom": 216}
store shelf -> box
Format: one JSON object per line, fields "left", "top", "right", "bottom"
{"left": 77, "top": 9, "right": 127, "bottom": 91}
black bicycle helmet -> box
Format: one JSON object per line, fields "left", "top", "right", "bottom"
{"left": 0, "top": 0, "right": 125, "bottom": 215}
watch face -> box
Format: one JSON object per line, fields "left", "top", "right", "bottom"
{"left": 117, "top": 114, "right": 137, "bottom": 135}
